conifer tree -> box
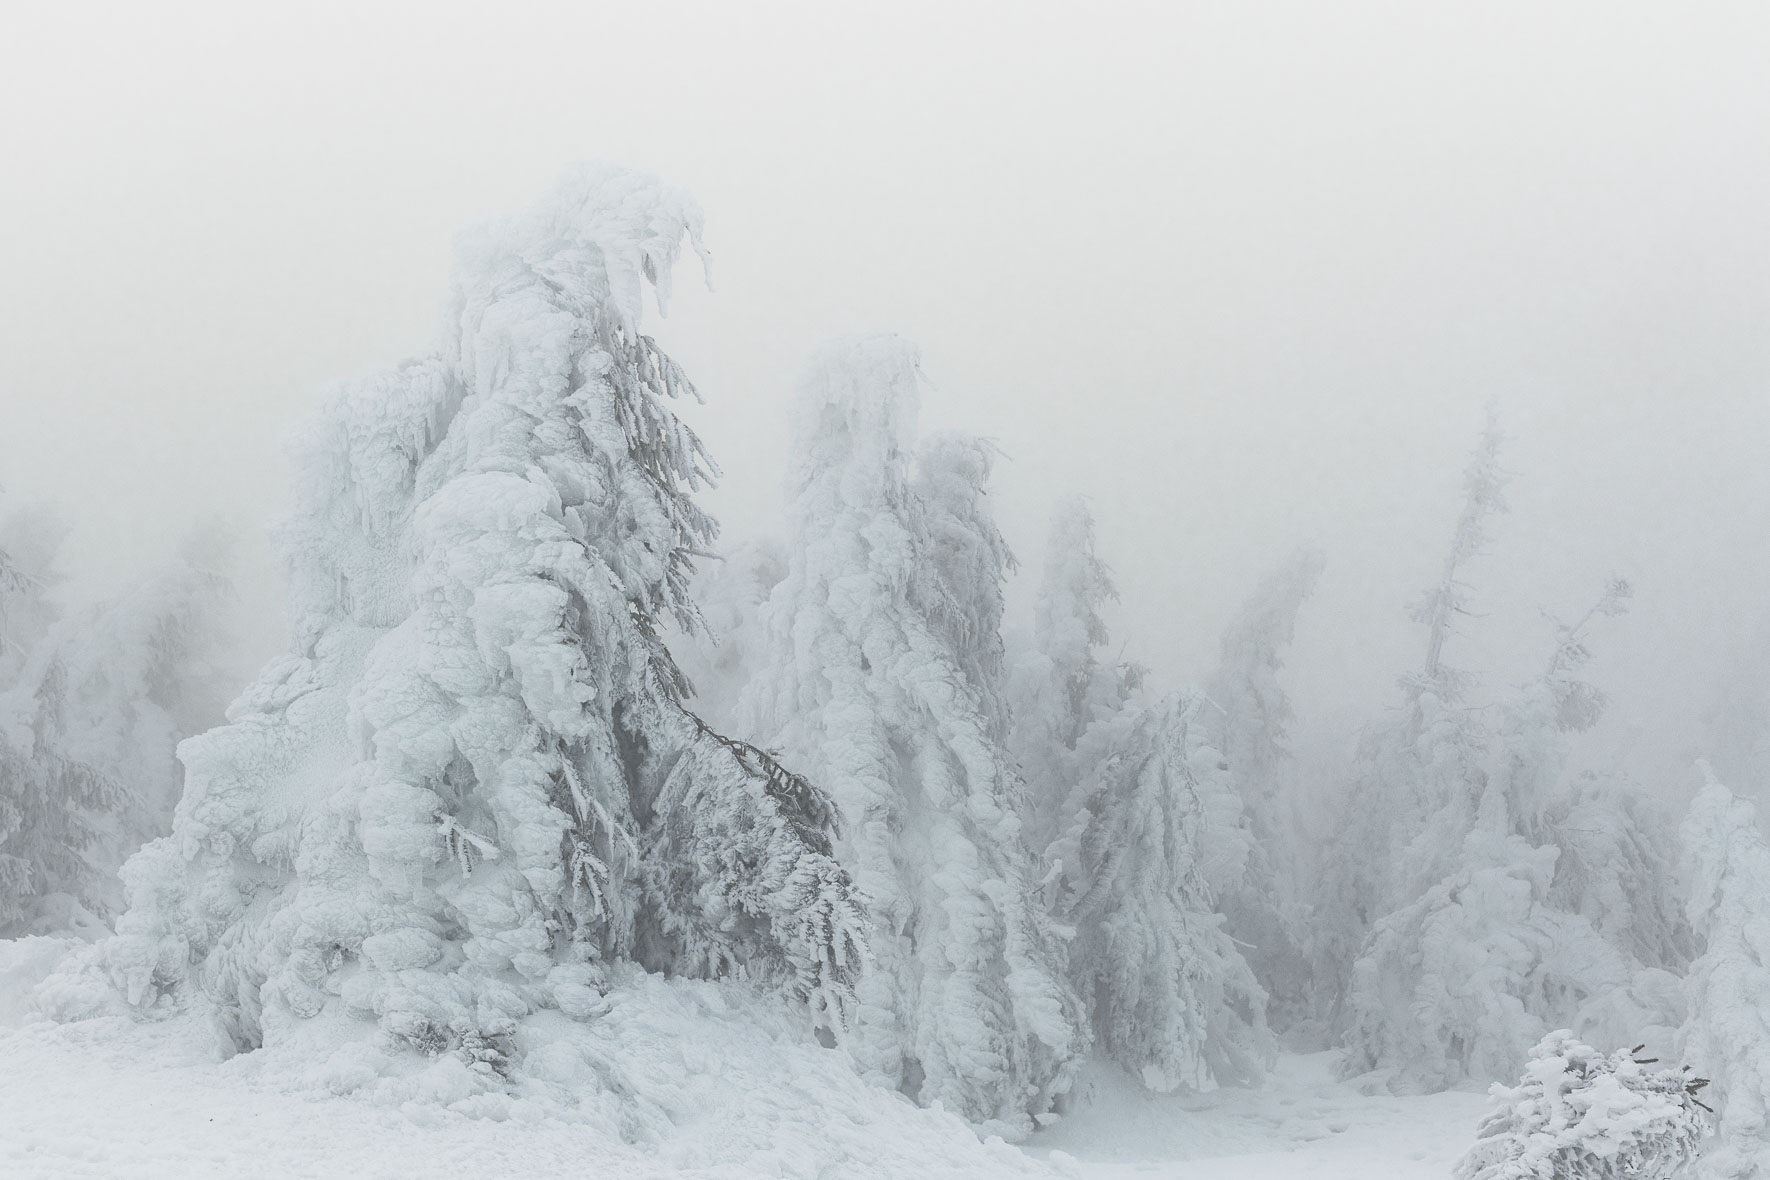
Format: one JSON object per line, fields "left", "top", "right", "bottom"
{"left": 1680, "top": 766, "right": 1770, "bottom": 1177}
{"left": 82, "top": 165, "right": 863, "bottom": 1060}
{"left": 1204, "top": 548, "right": 1323, "bottom": 1034}
{"left": 741, "top": 335, "right": 1079, "bottom": 1131}
{"left": 1009, "top": 496, "right": 1271, "bottom": 1090}
{"left": 1046, "top": 692, "right": 1272, "bottom": 1090}
{"left": 1319, "top": 411, "right": 1509, "bottom": 1039}
{"left": 1343, "top": 567, "right": 1686, "bottom": 1087}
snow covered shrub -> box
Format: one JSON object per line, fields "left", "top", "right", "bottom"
{"left": 741, "top": 335, "right": 1080, "bottom": 1131}
{"left": 68, "top": 164, "right": 863, "bottom": 1059}
{"left": 1455, "top": 1030, "right": 1710, "bottom": 1180}
{"left": 1345, "top": 824, "right": 1634, "bottom": 1090}
{"left": 1680, "top": 768, "right": 1770, "bottom": 1177}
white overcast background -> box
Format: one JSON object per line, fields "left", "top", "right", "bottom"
{"left": 4, "top": 1, "right": 1770, "bottom": 792}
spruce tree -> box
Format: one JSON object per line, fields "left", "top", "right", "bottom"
{"left": 1203, "top": 548, "right": 1323, "bottom": 1036}
{"left": 85, "top": 164, "right": 863, "bottom": 1060}
{"left": 741, "top": 335, "right": 1080, "bottom": 1131}
{"left": 1009, "top": 495, "right": 1272, "bottom": 1091}
{"left": 1680, "top": 766, "right": 1770, "bottom": 1177}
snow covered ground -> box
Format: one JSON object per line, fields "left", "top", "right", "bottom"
{"left": 2, "top": 937, "right": 1485, "bottom": 1180}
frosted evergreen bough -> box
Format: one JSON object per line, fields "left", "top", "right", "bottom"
{"left": 741, "top": 335, "right": 1081, "bottom": 1132}
{"left": 1680, "top": 766, "right": 1770, "bottom": 1178}
{"left": 63, "top": 164, "right": 864, "bottom": 1062}
{"left": 1455, "top": 1030, "right": 1710, "bottom": 1180}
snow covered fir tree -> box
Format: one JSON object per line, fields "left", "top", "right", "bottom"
{"left": 47, "top": 165, "right": 866, "bottom": 1070}
{"left": 1007, "top": 496, "right": 1273, "bottom": 1091}
{"left": 0, "top": 160, "right": 1764, "bottom": 1178}
{"left": 737, "top": 336, "right": 1081, "bottom": 1130}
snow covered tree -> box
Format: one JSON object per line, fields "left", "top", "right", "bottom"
{"left": 1045, "top": 691, "right": 1272, "bottom": 1090}
{"left": 1342, "top": 573, "right": 1682, "bottom": 1088}
{"left": 1323, "top": 410, "right": 1509, "bottom": 1032}
{"left": 740, "top": 334, "right": 1080, "bottom": 1131}
{"left": 0, "top": 500, "right": 65, "bottom": 684}
{"left": 77, "top": 164, "right": 863, "bottom": 1061}
{"left": 1007, "top": 496, "right": 1133, "bottom": 862}
{"left": 48, "top": 539, "right": 233, "bottom": 860}
{"left": 1203, "top": 548, "right": 1323, "bottom": 1036}
{"left": 1005, "top": 494, "right": 1271, "bottom": 1091}
{"left": 1455, "top": 1030, "right": 1710, "bottom": 1180}
{"left": 1680, "top": 767, "right": 1770, "bottom": 1177}
{"left": 0, "top": 644, "right": 122, "bottom": 935}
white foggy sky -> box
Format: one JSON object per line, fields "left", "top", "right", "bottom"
{"left": 4, "top": 1, "right": 1770, "bottom": 787}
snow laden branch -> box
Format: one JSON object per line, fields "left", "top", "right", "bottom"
{"left": 56, "top": 164, "right": 862, "bottom": 1065}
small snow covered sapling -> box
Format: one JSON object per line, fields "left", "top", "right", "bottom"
{"left": 1455, "top": 1031, "right": 1710, "bottom": 1180}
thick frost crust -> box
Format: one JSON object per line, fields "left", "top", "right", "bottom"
{"left": 79, "top": 163, "right": 862, "bottom": 1056}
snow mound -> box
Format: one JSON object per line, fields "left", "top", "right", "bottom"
{"left": 4, "top": 958, "right": 1054, "bottom": 1179}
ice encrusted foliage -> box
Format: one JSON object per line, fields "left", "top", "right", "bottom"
{"left": 1456, "top": 1031, "right": 1710, "bottom": 1180}
{"left": 740, "top": 335, "right": 1080, "bottom": 1132}
{"left": 1680, "top": 769, "right": 1770, "bottom": 1177}
{"left": 72, "top": 165, "right": 863, "bottom": 1057}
